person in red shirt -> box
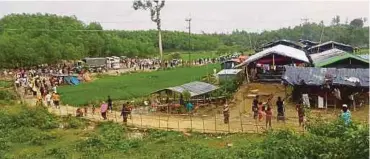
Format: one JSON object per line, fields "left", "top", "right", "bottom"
{"left": 265, "top": 106, "right": 272, "bottom": 129}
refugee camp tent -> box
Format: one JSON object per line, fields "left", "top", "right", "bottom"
{"left": 307, "top": 41, "right": 354, "bottom": 54}
{"left": 152, "top": 81, "right": 219, "bottom": 97}
{"left": 310, "top": 49, "right": 369, "bottom": 68}
{"left": 217, "top": 69, "right": 244, "bottom": 82}
{"left": 221, "top": 59, "right": 241, "bottom": 69}
{"left": 256, "top": 39, "right": 304, "bottom": 52}
{"left": 235, "top": 45, "right": 310, "bottom": 82}
{"left": 237, "top": 44, "right": 310, "bottom": 67}
{"left": 298, "top": 39, "right": 319, "bottom": 50}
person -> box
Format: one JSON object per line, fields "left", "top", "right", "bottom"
{"left": 296, "top": 100, "right": 305, "bottom": 127}
{"left": 52, "top": 92, "right": 60, "bottom": 109}
{"left": 76, "top": 108, "right": 83, "bottom": 117}
{"left": 91, "top": 103, "right": 96, "bottom": 115}
{"left": 120, "top": 104, "right": 130, "bottom": 124}
{"left": 252, "top": 95, "right": 259, "bottom": 119}
{"left": 186, "top": 102, "right": 194, "bottom": 113}
{"left": 223, "top": 100, "right": 230, "bottom": 124}
{"left": 340, "top": 104, "right": 351, "bottom": 125}
{"left": 45, "top": 92, "right": 52, "bottom": 107}
{"left": 100, "top": 101, "right": 108, "bottom": 120}
{"left": 265, "top": 106, "right": 272, "bottom": 129}
{"left": 276, "top": 97, "right": 285, "bottom": 122}
{"left": 127, "top": 102, "right": 133, "bottom": 119}
{"left": 258, "top": 102, "right": 265, "bottom": 121}
{"left": 84, "top": 107, "right": 88, "bottom": 116}
{"left": 107, "top": 96, "right": 113, "bottom": 113}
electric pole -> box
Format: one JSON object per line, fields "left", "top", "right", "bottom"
{"left": 301, "top": 18, "right": 309, "bottom": 40}
{"left": 185, "top": 17, "right": 191, "bottom": 66}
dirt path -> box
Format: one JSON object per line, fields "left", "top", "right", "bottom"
{"left": 21, "top": 84, "right": 306, "bottom": 134}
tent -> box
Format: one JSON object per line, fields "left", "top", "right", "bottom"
{"left": 217, "top": 69, "right": 244, "bottom": 82}
{"left": 235, "top": 44, "right": 310, "bottom": 68}
{"left": 152, "top": 81, "right": 219, "bottom": 97}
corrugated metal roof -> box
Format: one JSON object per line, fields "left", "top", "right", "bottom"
{"left": 235, "top": 45, "right": 309, "bottom": 68}
{"left": 308, "top": 41, "right": 353, "bottom": 51}
{"left": 310, "top": 48, "right": 347, "bottom": 62}
{"left": 152, "top": 81, "right": 219, "bottom": 97}
{"left": 282, "top": 66, "right": 369, "bottom": 87}
{"left": 217, "top": 69, "right": 243, "bottom": 75}
{"left": 312, "top": 52, "right": 369, "bottom": 67}
{"left": 358, "top": 54, "right": 369, "bottom": 60}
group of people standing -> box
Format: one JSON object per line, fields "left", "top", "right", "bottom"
{"left": 251, "top": 95, "right": 305, "bottom": 129}
{"left": 96, "top": 96, "right": 132, "bottom": 124}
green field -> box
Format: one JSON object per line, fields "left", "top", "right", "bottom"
{"left": 163, "top": 51, "right": 217, "bottom": 61}
{"left": 59, "top": 64, "right": 219, "bottom": 106}
{"left": 1, "top": 104, "right": 368, "bottom": 159}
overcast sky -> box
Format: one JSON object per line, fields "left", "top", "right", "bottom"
{"left": 0, "top": 0, "right": 369, "bottom": 33}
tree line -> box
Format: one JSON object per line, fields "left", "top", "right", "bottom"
{"left": 0, "top": 13, "right": 368, "bottom": 68}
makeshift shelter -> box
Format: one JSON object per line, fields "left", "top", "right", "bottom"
{"left": 221, "top": 59, "right": 241, "bottom": 69}
{"left": 256, "top": 39, "right": 304, "bottom": 52}
{"left": 310, "top": 49, "right": 369, "bottom": 68}
{"left": 298, "top": 39, "right": 319, "bottom": 50}
{"left": 152, "top": 81, "right": 219, "bottom": 98}
{"left": 51, "top": 74, "right": 80, "bottom": 86}
{"left": 282, "top": 66, "right": 369, "bottom": 109}
{"left": 236, "top": 45, "right": 310, "bottom": 82}
{"left": 307, "top": 41, "right": 354, "bottom": 54}
{"left": 217, "top": 69, "right": 244, "bottom": 83}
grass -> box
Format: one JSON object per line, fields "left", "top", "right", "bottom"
{"left": 0, "top": 80, "right": 12, "bottom": 88}
{"left": 163, "top": 51, "right": 217, "bottom": 61}
{"left": 59, "top": 64, "right": 220, "bottom": 106}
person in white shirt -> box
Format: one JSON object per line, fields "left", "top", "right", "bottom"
{"left": 45, "top": 92, "right": 52, "bottom": 107}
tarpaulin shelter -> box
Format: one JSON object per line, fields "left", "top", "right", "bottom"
{"left": 217, "top": 69, "right": 244, "bottom": 83}
{"left": 235, "top": 45, "right": 310, "bottom": 82}
{"left": 307, "top": 41, "right": 354, "bottom": 54}
{"left": 152, "top": 81, "right": 219, "bottom": 98}
{"left": 282, "top": 66, "right": 369, "bottom": 109}
{"left": 310, "top": 49, "right": 369, "bottom": 68}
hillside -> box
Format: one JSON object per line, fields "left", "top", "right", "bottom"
{"left": 0, "top": 13, "right": 368, "bottom": 68}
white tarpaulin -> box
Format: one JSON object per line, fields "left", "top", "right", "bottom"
{"left": 302, "top": 94, "right": 310, "bottom": 107}
{"left": 235, "top": 44, "right": 309, "bottom": 68}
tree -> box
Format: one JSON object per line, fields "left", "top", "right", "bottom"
{"left": 331, "top": 15, "right": 340, "bottom": 26}
{"left": 133, "top": 0, "right": 166, "bottom": 66}
{"left": 350, "top": 18, "right": 364, "bottom": 28}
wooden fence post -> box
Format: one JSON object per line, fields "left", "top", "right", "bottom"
{"left": 167, "top": 115, "right": 169, "bottom": 131}
{"left": 140, "top": 113, "right": 143, "bottom": 128}
{"left": 202, "top": 116, "right": 205, "bottom": 133}
{"left": 228, "top": 119, "right": 230, "bottom": 133}
{"left": 214, "top": 113, "right": 217, "bottom": 133}
{"left": 178, "top": 120, "right": 180, "bottom": 131}
{"left": 255, "top": 118, "right": 259, "bottom": 133}
{"left": 158, "top": 115, "right": 161, "bottom": 128}
{"left": 114, "top": 111, "right": 117, "bottom": 122}
{"left": 190, "top": 114, "right": 193, "bottom": 131}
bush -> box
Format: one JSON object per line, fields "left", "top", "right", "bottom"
{"left": 0, "top": 90, "right": 17, "bottom": 100}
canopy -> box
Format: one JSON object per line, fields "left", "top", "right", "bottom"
{"left": 235, "top": 45, "right": 309, "bottom": 68}
{"left": 152, "top": 81, "right": 219, "bottom": 97}
{"left": 282, "top": 66, "right": 369, "bottom": 87}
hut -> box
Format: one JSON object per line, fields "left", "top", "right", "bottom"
{"left": 310, "top": 49, "right": 369, "bottom": 68}
{"left": 282, "top": 66, "right": 369, "bottom": 110}
{"left": 298, "top": 39, "right": 319, "bottom": 50}
{"left": 307, "top": 41, "right": 354, "bottom": 54}
{"left": 217, "top": 69, "right": 244, "bottom": 83}
{"left": 256, "top": 39, "right": 304, "bottom": 52}
{"left": 235, "top": 45, "right": 310, "bottom": 82}
{"left": 221, "top": 59, "right": 241, "bottom": 69}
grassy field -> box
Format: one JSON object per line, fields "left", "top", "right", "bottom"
{"left": 163, "top": 51, "right": 217, "bottom": 61}
{"left": 59, "top": 64, "right": 220, "bottom": 106}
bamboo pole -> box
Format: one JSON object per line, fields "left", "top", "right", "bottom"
{"left": 178, "top": 120, "right": 180, "bottom": 131}
{"left": 190, "top": 114, "right": 193, "bottom": 131}
{"left": 158, "top": 115, "right": 161, "bottom": 128}
{"left": 214, "top": 113, "right": 217, "bottom": 133}
{"left": 140, "top": 113, "right": 143, "bottom": 128}
{"left": 167, "top": 115, "right": 169, "bottom": 131}
{"left": 202, "top": 116, "right": 205, "bottom": 133}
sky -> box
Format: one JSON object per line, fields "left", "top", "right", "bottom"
{"left": 0, "top": 0, "right": 369, "bottom": 33}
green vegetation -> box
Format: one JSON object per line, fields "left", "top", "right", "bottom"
{"left": 0, "top": 80, "right": 12, "bottom": 88}
{"left": 59, "top": 64, "right": 219, "bottom": 106}
{"left": 0, "top": 14, "right": 368, "bottom": 68}
{"left": 1, "top": 104, "right": 368, "bottom": 158}
{"left": 164, "top": 51, "right": 217, "bottom": 61}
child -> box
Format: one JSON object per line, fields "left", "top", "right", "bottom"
{"left": 265, "top": 106, "right": 272, "bottom": 129}
{"left": 258, "top": 102, "right": 264, "bottom": 121}
{"left": 296, "top": 100, "right": 305, "bottom": 127}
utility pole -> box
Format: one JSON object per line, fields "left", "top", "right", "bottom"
{"left": 301, "top": 18, "right": 309, "bottom": 40}
{"left": 185, "top": 17, "right": 191, "bottom": 66}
